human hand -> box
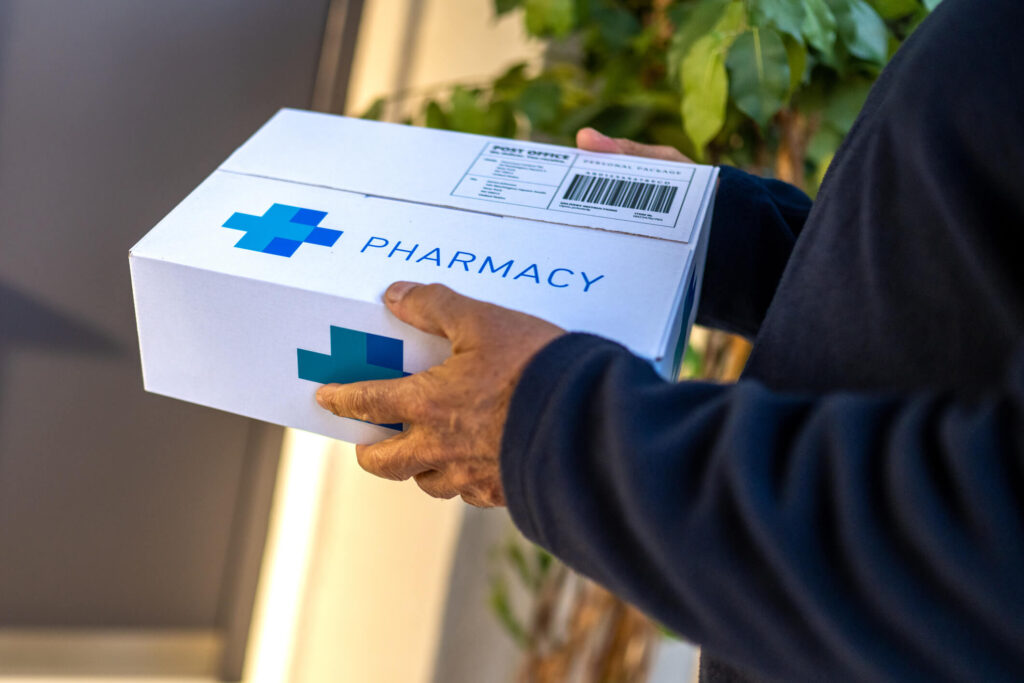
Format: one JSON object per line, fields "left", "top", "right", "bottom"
{"left": 576, "top": 127, "right": 693, "bottom": 163}
{"left": 315, "top": 282, "right": 564, "bottom": 507}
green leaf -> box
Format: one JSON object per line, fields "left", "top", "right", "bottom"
{"left": 535, "top": 547, "right": 553, "bottom": 578}
{"left": 448, "top": 87, "right": 488, "bottom": 133}
{"left": 801, "top": 0, "right": 838, "bottom": 59}
{"left": 806, "top": 123, "right": 842, "bottom": 164}
{"left": 589, "top": 105, "right": 653, "bottom": 139}
{"left": 783, "top": 34, "right": 808, "bottom": 94}
{"left": 591, "top": 1, "right": 642, "bottom": 50}
{"left": 446, "top": 87, "right": 516, "bottom": 137}
{"left": 555, "top": 100, "right": 605, "bottom": 137}
{"left": 493, "top": 62, "right": 529, "bottom": 99}
{"left": 868, "top": 0, "right": 918, "bottom": 20}
{"left": 525, "top": 0, "right": 575, "bottom": 37}
{"left": 673, "top": 0, "right": 731, "bottom": 52}
{"left": 812, "top": 150, "right": 835, "bottom": 192}
{"left": 488, "top": 578, "right": 528, "bottom": 647}
{"left": 489, "top": 100, "right": 518, "bottom": 137}
{"left": 726, "top": 27, "right": 791, "bottom": 128}
{"left": 666, "top": 3, "right": 691, "bottom": 27}
{"left": 678, "top": 1, "right": 747, "bottom": 157}
{"left": 750, "top": 0, "right": 806, "bottom": 41}
{"left": 833, "top": 0, "right": 889, "bottom": 64}
{"left": 495, "top": 0, "right": 523, "bottom": 15}
{"left": 668, "top": 0, "right": 729, "bottom": 84}
{"left": 424, "top": 100, "right": 448, "bottom": 129}
{"left": 505, "top": 541, "right": 535, "bottom": 589}
{"left": 681, "top": 34, "right": 730, "bottom": 158}
{"left": 518, "top": 80, "right": 562, "bottom": 128}
{"left": 822, "top": 77, "right": 872, "bottom": 133}
{"left": 681, "top": 342, "right": 705, "bottom": 379}
{"left": 714, "top": 2, "right": 750, "bottom": 45}
{"left": 359, "top": 97, "right": 386, "bottom": 120}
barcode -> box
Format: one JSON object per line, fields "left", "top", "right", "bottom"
{"left": 561, "top": 174, "right": 678, "bottom": 214}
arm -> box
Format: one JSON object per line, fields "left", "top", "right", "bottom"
{"left": 502, "top": 333, "right": 1024, "bottom": 682}
{"left": 701, "top": 167, "right": 812, "bottom": 338}
{"left": 574, "top": 129, "right": 812, "bottom": 339}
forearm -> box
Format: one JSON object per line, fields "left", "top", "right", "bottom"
{"left": 699, "top": 167, "right": 812, "bottom": 338}
{"left": 501, "top": 333, "right": 1024, "bottom": 681}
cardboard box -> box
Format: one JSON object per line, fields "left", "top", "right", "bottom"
{"left": 130, "top": 109, "right": 718, "bottom": 444}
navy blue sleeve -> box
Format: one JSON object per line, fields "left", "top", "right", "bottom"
{"left": 700, "top": 167, "right": 812, "bottom": 339}
{"left": 501, "top": 333, "right": 1024, "bottom": 682}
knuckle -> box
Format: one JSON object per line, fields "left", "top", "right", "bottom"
{"left": 332, "top": 387, "right": 366, "bottom": 419}
{"left": 348, "top": 383, "right": 397, "bottom": 422}
{"left": 378, "top": 462, "right": 405, "bottom": 481}
{"left": 448, "top": 468, "right": 473, "bottom": 491}
{"left": 356, "top": 444, "right": 399, "bottom": 480}
{"left": 402, "top": 376, "right": 434, "bottom": 422}
{"left": 421, "top": 282, "right": 452, "bottom": 302}
{"left": 354, "top": 444, "right": 375, "bottom": 473}
{"left": 415, "top": 473, "right": 456, "bottom": 499}
{"left": 461, "top": 492, "right": 486, "bottom": 507}
{"left": 356, "top": 388, "right": 383, "bottom": 421}
{"left": 375, "top": 458, "right": 404, "bottom": 481}
{"left": 355, "top": 444, "right": 381, "bottom": 474}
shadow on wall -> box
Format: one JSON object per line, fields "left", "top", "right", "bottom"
{"left": 0, "top": 282, "right": 123, "bottom": 414}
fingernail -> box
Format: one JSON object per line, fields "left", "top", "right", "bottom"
{"left": 385, "top": 281, "right": 418, "bottom": 303}
{"left": 315, "top": 385, "right": 333, "bottom": 409}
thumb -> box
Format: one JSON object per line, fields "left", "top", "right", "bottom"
{"left": 383, "top": 281, "right": 488, "bottom": 342}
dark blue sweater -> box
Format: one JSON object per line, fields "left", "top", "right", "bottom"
{"left": 500, "top": 1, "right": 1024, "bottom": 681}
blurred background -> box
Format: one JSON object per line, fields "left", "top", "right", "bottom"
{"left": 0, "top": 0, "right": 936, "bottom": 681}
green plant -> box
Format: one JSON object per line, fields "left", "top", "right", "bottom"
{"left": 365, "top": 0, "right": 941, "bottom": 191}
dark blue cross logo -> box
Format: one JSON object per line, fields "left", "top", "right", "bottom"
{"left": 297, "top": 326, "right": 411, "bottom": 431}
{"left": 223, "top": 203, "right": 342, "bottom": 257}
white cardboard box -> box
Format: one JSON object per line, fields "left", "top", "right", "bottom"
{"left": 130, "top": 109, "right": 718, "bottom": 443}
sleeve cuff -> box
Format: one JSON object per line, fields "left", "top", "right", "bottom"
{"left": 499, "top": 332, "right": 623, "bottom": 544}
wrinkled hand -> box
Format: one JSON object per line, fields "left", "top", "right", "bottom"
{"left": 316, "top": 282, "right": 564, "bottom": 507}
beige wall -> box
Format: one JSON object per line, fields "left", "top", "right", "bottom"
{"left": 346, "top": 0, "right": 543, "bottom": 118}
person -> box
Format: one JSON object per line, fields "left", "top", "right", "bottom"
{"left": 313, "top": 0, "right": 1024, "bottom": 680}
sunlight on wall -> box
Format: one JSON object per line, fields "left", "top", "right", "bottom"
{"left": 243, "top": 429, "right": 329, "bottom": 683}
{"left": 346, "top": 0, "right": 544, "bottom": 118}
{"left": 287, "top": 441, "right": 463, "bottom": 683}
{"left": 244, "top": 429, "right": 464, "bottom": 683}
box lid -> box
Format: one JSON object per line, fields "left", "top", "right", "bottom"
{"left": 220, "top": 109, "right": 714, "bottom": 243}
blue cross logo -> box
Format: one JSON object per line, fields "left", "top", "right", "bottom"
{"left": 297, "top": 326, "right": 411, "bottom": 431}
{"left": 222, "top": 203, "right": 342, "bottom": 257}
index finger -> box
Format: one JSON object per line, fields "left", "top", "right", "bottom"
{"left": 315, "top": 376, "right": 415, "bottom": 425}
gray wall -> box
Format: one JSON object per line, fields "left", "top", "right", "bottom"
{"left": 0, "top": 0, "right": 328, "bottom": 643}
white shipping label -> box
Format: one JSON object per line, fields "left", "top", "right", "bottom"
{"left": 451, "top": 141, "right": 694, "bottom": 229}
